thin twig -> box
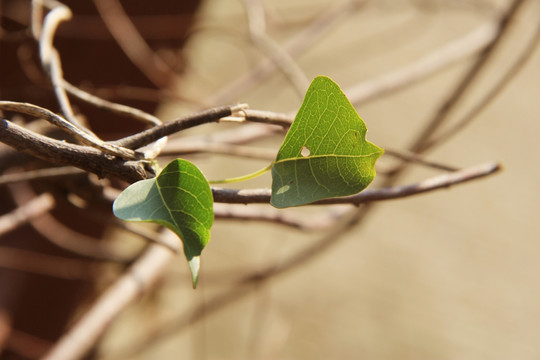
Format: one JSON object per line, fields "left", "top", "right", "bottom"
{"left": 241, "top": 0, "right": 309, "bottom": 97}
{"left": 423, "top": 15, "right": 540, "bottom": 150}
{"left": 93, "top": 0, "right": 178, "bottom": 88}
{"left": 208, "top": 0, "right": 362, "bottom": 105}
{"left": 0, "top": 246, "right": 101, "bottom": 280}
{"left": 407, "top": 0, "right": 528, "bottom": 153}
{"left": 383, "top": 148, "right": 459, "bottom": 172}
{"left": 111, "top": 104, "right": 244, "bottom": 150}
{"left": 0, "top": 118, "right": 151, "bottom": 183}
{"left": 39, "top": 2, "right": 80, "bottom": 125}
{"left": 42, "top": 233, "right": 180, "bottom": 360}
{"left": 0, "top": 166, "right": 84, "bottom": 186}
{"left": 62, "top": 81, "right": 167, "bottom": 159}
{"left": 346, "top": 20, "right": 500, "bottom": 105}
{"left": 214, "top": 203, "right": 351, "bottom": 231}
{"left": 62, "top": 81, "right": 161, "bottom": 127}
{"left": 0, "top": 192, "right": 55, "bottom": 236}
{"left": 9, "top": 182, "right": 133, "bottom": 263}
{"left": 31, "top": 0, "right": 44, "bottom": 39}
{"left": 37, "top": 3, "right": 144, "bottom": 159}
{"left": 0, "top": 101, "right": 142, "bottom": 160}
{"left": 212, "top": 162, "right": 500, "bottom": 204}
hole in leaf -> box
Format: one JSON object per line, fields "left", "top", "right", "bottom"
{"left": 276, "top": 185, "right": 290, "bottom": 195}
{"left": 301, "top": 146, "right": 311, "bottom": 157}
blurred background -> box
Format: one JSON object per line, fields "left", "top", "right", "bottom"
{"left": 1, "top": 0, "right": 539, "bottom": 359}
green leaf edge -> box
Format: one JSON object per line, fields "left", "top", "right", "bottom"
{"left": 112, "top": 158, "right": 213, "bottom": 288}
{"left": 270, "top": 75, "right": 384, "bottom": 208}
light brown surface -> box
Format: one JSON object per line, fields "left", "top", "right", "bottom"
{"left": 101, "top": 1, "right": 540, "bottom": 359}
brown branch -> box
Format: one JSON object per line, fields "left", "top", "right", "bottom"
{"left": 8, "top": 182, "right": 133, "bottom": 263}
{"left": 212, "top": 162, "right": 501, "bottom": 204}
{"left": 39, "top": 1, "right": 89, "bottom": 132}
{"left": 423, "top": 15, "right": 540, "bottom": 150}
{"left": 408, "top": 0, "right": 528, "bottom": 153}
{"left": 0, "top": 192, "right": 55, "bottom": 236}
{"left": 93, "top": 0, "right": 178, "bottom": 88}
{"left": 0, "top": 118, "right": 151, "bottom": 183}
{"left": 111, "top": 104, "right": 241, "bottom": 150}
{"left": 0, "top": 101, "right": 141, "bottom": 160}
{"left": 62, "top": 81, "right": 161, "bottom": 127}
{"left": 41, "top": 232, "right": 180, "bottom": 360}
{"left": 208, "top": 0, "right": 363, "bottom": 105}
{"left": 345, "top": 20, "right": 500, "bottom": 106}
{"left": 0, "top": 167, "right": 84, "bottom": 186}
{"left": 214, "top": 203, "right": 350, "bottom": 231}
{"left": 241, "top": 0, "right": 309, "bottom": 97}
{"left": 0, "top": 246, "right": 100, "bottom": 280}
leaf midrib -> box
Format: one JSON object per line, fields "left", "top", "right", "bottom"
{"left": 274, "top": 152, "right": 381, "bottom": 164}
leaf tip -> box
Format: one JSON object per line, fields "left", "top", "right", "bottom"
{"left": 188, "top": 256, "right": 201, "bottom": 289}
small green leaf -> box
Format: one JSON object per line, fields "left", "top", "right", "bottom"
{"left": 271, "top": 76, "right": 384, "bottom": 208}
{"left": 113, "top": 159, "right": 213, "bottom": 288}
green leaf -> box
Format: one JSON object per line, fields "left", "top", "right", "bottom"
{"left": 113, "top": 159, "right": 213, "bottom": 288}
{"left": 271, "top": 76, "right": 384, "bottom": 208}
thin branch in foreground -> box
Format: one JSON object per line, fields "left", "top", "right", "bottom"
{"left": 0, "top": 101, "right": 141, "bottom": 160}
{"left": 62, "top": 81, "right": 167, "bottom": 159}
{"left": 62, "top": 81, "right": 162, "bottom": 127}
{"left": 111, "top": 104, "right": 245, "bottom": 150}
{"left": 39, "top": 1, "right": 81, "bottom": 126}
{"left": 0, "top": 118, "right": 151, "bottom": 183}
{"left": 212, "top": 162, "right": 501, "bottom": 204}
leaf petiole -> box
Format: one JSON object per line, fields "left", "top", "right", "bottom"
{"left": 208, "top": 163, "right": 273, "bottom": 184}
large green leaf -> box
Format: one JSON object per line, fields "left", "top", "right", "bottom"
{"left": 271, "top": 76, "right": 384, "bottom": 208}
{"left": 113, "top": 159, "right": 213, "bottom": 288}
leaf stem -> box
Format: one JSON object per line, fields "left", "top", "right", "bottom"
{"left": 208, "top": 163, "right": 273, "bottom": 184}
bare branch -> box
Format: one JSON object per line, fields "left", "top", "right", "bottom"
{"left": 424, "top": 15, "right": 540, "bottom": 150}
{"left": 162, "top": 140, "right": 277, "bottom": 159}
{"left": 93, "top": 0, "right": 179, "bottom": 88}
{"left": 0, "top": 101, "right": 141, "bottom": 160}
{"left": 0, "top": 192, "right": 55, "bottom": 236}
{"left": 111, "top": 104, "right": 243, "bottom": 150}
{"left": 212, "top": 162, "right": 501, "bottom": 204}
{"left": 0, "top": 167, "right": 84, "bottom": 186}
{"left": 62, "top": 81, "right": 162, "bottom": 127}
{"left": 0, "top": 118, "right": 151, "bottom": 183}
{"left": 42, "top": 234, "right": 180, "bottom": 360}
{"left": 0, "top": 246, "right": 101, "bottom": 280}
{"left": 208, "top": 0, "right": 363, "bottom": 105}
{"left": 241, "top": 0, "right": 309, "bottom": 97}
{"left": 31, "top": 0, "right": 44, "bottom": 39}
{"left": 383, "top": 148, "right": 459, "bottom": 172}
{"left": 408, "top": 0, "right": 528, "bottom": 153}
{"left": 39, "top": 1, "right": 80, "bottom": 125}
{"left": 9, "top": 182, "right": 133, "bottom": 263}
{"left": 345, "top": 20, "right": 500, "bottom": 105}
{"left": 214, "top": 203, "right": 351, "bottom": 231}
